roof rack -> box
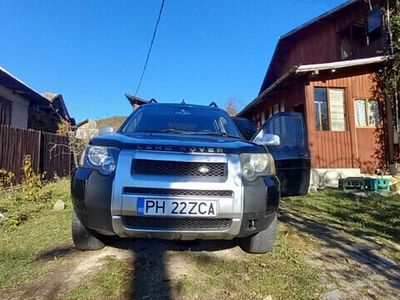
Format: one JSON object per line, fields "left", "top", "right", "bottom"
{"left": 149, "top": 98, "right": 157, "bottom": 103}
{"left": 209, "top": 102, "right": 218, "bottom": 108}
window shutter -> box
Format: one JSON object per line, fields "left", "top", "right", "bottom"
{"left": 328, "top": 88, "right": 346, "bottom": 131}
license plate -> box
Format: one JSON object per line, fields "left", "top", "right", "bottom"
{"left": 137, "top": 198, "right": 217, "bottom": 217}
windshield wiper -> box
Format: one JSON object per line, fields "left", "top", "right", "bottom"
{"left": 139, "top": 129, "right": 191, "bottom": 134}
{"left": 187, "top": 131, "right": 241, "bottom": 139}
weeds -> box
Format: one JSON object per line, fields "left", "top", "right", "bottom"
{"left": 0, "top": 179, "right": 72, "bottom": 290}
{"left": 0, "top": 169, "right": 15, "bottom": 189}
{"left": 0, "top": 155, "right": 65, "bottom": 229}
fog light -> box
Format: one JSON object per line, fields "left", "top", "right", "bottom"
{"left": 248, "top": 220, "right": 256, "bottom": 230}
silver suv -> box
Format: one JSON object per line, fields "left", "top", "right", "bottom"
{"left": 71, "top": 103, "right": 310, "bottom": 253}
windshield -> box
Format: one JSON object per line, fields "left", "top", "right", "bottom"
{"left": 120, "top": 105, "right": 242, "bottom": 137}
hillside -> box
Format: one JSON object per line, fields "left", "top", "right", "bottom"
{"left": 96, "top": 116, "right": 127, "bottom": 130}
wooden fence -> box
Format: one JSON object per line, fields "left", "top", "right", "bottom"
{"left": 41, "top": 132, "right": 72, "bottom": 181}
{"left": 0, "top": 125, "right": 73, "bottom": 183}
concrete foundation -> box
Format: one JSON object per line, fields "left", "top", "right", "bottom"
{"left": 311, "top": 168, "right": 362, "bottom": 188}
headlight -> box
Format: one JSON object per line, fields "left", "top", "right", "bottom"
{"left": 240, "top": 153, "right": 275, "bottom": 181}
{"left": 82, "top": 145, "right": 120, "bottom": 175}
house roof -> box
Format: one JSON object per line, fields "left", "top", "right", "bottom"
{"left": 125, "top": 94, "right": 150, "bottom": 106}
{"left": 259, "top": 0, "right": 362, "bottom": 93}
{"left": 238, "top": 56, "right": 385, "bottom": 117}
{"left": 0, "top": 66, "right": 74, "bottom": 125}
{"left": 42, "top": 92, "right": 72, "bottom": 122}
{"left": 280, "top": 0, "right": 359, "bottom": 40}
{"left": 42, "top": 92, "right": 59, "bottom": 102}
{"left": 0, "top": 66, "right": 50, "bottom": 106}
{"left": 76, "top": 118, "right": 95, "bottom": 128}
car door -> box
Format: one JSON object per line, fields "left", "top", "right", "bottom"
{"left": 252, "top": 112, "right": 310, "bottom": 197}
{"left": 232, "top": 117, "right": 257, "bottom": 140}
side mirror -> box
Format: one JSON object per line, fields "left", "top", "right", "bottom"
{"left": 253, "top": 133, "right": 280, "bottom": 146}
{"left": 99, "top": 126, "right": 114, "bottom": 135}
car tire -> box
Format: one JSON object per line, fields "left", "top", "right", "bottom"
{"left": 72, "top": 211, "right": 106, "bottom": 251}
{"left": 239, "top": 213, "right": 277, "bottom": 254}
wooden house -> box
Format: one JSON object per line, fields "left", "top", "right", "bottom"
{"left": 238, "top": 0, "right": 393, "bottom": 186}
{"left": 0, "top": 66, "right": 74, "bottom": 133}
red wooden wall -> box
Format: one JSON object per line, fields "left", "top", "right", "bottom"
{"left": 265, "top": 0, "right": 385, "bottom": 87}
{"left": 305, "top": 68, "right": 385, "bottom": 173}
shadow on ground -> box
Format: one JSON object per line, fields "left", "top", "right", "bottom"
{"left": 36, "top": 238, "right": 238, "bottom": 300}
{"left": 114, "top": 238, "right": 237, "bottom": 300}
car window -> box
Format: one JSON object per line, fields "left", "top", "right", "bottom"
{"left": 121, "top": 106, "right": 242, "bottom": 137}
{"left": 260, "top": 114, "right": 306, "bottom": 148}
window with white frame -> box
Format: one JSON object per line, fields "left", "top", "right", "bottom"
{"left": 314, "top": 87, "right": 346, "bottom": 131}
{"left": 354, "top": 99, "right": 379, "bottom": 127}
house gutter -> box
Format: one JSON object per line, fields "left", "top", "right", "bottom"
{"left": 237, "top": 66, "right": 298, "bottom": 117}
{"left": 295, "top": 56, "right": 386, "bottom": 73}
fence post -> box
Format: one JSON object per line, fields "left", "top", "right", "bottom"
{"left": 37, "top": 130, "right": 42, "bottom": 174}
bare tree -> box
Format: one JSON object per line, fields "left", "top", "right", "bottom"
{"left": 225, "top": 98, "right": 240, "bottom": 117}
{"left": 48, "top": 132, "right": 89, "bottom": 168}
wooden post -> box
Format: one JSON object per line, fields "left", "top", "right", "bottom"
{"left": 385, "top": 94, "right": 395, "bottom": 169}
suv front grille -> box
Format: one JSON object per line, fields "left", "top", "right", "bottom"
{"left": 132, "top": 159, "right": 226, "bottom": 177}
{"left": 123, "top": 187, "right": 234, "bottom": 198}
{"left": 122, "top": 216, "right": 231, "bottom": 231}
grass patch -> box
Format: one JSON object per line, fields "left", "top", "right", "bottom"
{"left": 283, "top": 189, "right": 400, "bottom": 261}
{"left": 63, "top": 259, "right": 132, "bottom": 300}
{"left": 178, "top": 223, "right": 322, "bottom": 299}
{"left": 0, "top": 178, "right": 72, "bottom": 290}
{"left": 5, "top": 180, "right": 397, "bottom": 299}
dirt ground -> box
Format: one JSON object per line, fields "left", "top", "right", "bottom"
{"left": 3, "top": 209, "right": 399, "bottom": 300}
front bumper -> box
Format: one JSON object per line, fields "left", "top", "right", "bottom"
{"left": 71, "top": 151, "right": 280, "bottom": 240}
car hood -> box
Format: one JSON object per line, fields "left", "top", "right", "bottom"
{"left": 90, "top": 132, "right": 266, "bottom": 154}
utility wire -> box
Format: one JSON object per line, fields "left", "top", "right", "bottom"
{"left": 135, "top": 0, "right": 165, "bottom": 96}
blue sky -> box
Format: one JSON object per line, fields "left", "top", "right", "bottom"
{"left": 0, "top": 0, "right": 345, "bottom": 122}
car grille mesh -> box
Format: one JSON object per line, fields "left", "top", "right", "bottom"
{"left": 132, "top": 159, "right": 226, "bottom": 177}
{"left": 123, "top": 187, "right": 234, "bottom": 198}
{"left": 122, "top": 216, "right": 231, "bottom": 231}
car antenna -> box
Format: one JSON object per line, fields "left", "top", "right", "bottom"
{"left": 209, "top": 101, "right": 218, "bottom": 107}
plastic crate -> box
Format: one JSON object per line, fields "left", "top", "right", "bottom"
{"left": 363, "top": 177, "right": 390, "bottom": 192}
{"left": 341, "top": 177, "right": 364, "bottom": 192}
